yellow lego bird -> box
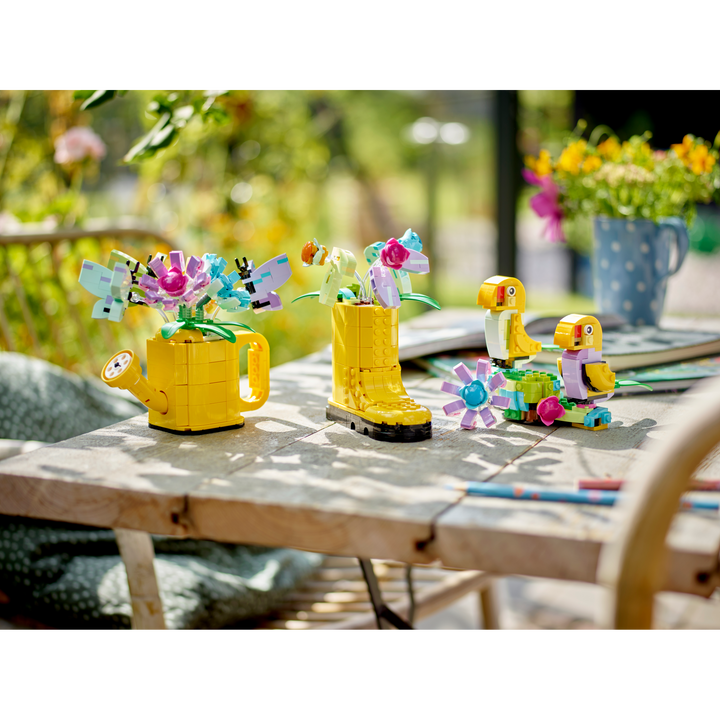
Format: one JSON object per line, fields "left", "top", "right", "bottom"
{"left": 553, "top": 314, "right": 615, "bottom": 403}
{"left": 477, "top": 276, "right": 541, "bottom": 369}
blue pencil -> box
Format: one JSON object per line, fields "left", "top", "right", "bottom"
{"left": 453, "top": 481, "right": 719, "bottom": 512}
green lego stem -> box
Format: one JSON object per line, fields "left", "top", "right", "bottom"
{"left": 292, "top": 291, "right": 321, "bottom": 303}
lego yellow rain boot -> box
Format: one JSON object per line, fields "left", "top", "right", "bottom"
{"left": 326, "top": 300, "right": 432, "bottom": 441}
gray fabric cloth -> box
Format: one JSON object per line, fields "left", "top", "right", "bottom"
{"left": 0, "top": 352, "right": 323, "bottom": 628}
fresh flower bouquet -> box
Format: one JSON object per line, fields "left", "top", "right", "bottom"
{"left": 523, "top": 126, "right": 720, "bottom": 243}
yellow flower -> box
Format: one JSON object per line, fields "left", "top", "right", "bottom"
{"left": 524, "top": 149, "right": 553, "bottom": 176}
{"left": 582, "top": 155, "right": 602, "bottom": 173}
{"left": 557, "top": 140, "right": 587, "bottom": 175}
{"left": 671, "top": 135, "right": 694, "bottom": 161}
{"left": 597, "top": 137, "right": 621, "bottom": 161}
{"left": 687, "top": 144, "right": 716, "bottom": 174}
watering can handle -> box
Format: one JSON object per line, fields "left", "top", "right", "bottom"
{"left": 657, "top": 217, "right": 689, "bottom": 279}
{"left": 235, "top": 331, "right": 271, "bottom": 412}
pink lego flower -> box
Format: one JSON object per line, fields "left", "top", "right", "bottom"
{"left": 158, "top": 267, "right": 189, "bottom": 297}
{"left": 380, "top": 238, "right": 411, "bottom": 270}
{"left": 54, "top": 127, "right": 107, "bottom": 165}
{"left": 523, "top": 169, "right": 565, "bottom": 243}
{"left": 537, "top": 395, "right": 566, "bottom": 427}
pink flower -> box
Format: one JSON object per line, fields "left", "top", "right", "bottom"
{"left": 380, "top": 238, "right": 411, "bottom": 270}
{"left": 158, "top": 267, "right": 189, "bottom": 297}
{"left": 523, "top": 169, "right": 565, "bottom": 243}
{"left": 54, "top": 127, "right": 107, "bottom": 165}
{"left": 537, "top": 395, "right": 566, "bottom": 426}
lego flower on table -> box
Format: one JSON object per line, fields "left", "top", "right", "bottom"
{"left": 79, "top": 248, "right": 291, "bottom": 343}
{"left": 441, "top": 359, "right": 511, "bottom": 430}
{"left": 294, "top": 228, "right": 439, "bottom": 311}
{"left": 537, "top": 395, "right": 566, "bottom": 427}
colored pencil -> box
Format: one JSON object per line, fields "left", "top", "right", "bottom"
{"left": 453, "top": 481, "right": 719, "bottom": 512}
{"left": 578, "top": 478, "right": 720, "bottom": 492}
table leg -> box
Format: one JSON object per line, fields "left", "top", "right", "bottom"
{"left": 479, "top": 581, "right": 500, "bottom": 629}
{"left": 114, "top": 529, "right": 166, "bottom": 630}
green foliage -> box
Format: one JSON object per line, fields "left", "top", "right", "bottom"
{"left": 75, "top": 90, "right": 125, "bottom": 111}
{"left": 121, "top": 92, "right": 229, "bottom": 163}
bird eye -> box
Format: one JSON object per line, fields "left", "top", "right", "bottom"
{"left": 585, "top": 325, "right": 594, "bottom": 335}
{"left": 507, "top": 286, "right": 516, "bottom": 297}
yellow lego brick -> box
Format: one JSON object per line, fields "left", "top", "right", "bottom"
{"left": 164, "top": 384, "right": 188, "bottom": 407}
{"left": 227, "top": 394, "right": 245, "bottom": 423}
{"left": 208, "top": 340, "right": 226, "bottom": 363}
{"left": 208, "top": 382, "right": 227, "bottom": 405}
{"left": 343, "top": 326, "right": 361, "bottom": 348}
{"left": 226, "top": 360, "right": 239, "bottom": 382}
{"left": 359, "top": 348, "right": 375, "bottom": 368}
{"left": 188, "top": 342, "right": 209, "bottom": 365}
{"left": 147, "top": 339, "right": 188, "bottom": 387}
{"left": 189, "top": 363, "right": 209, "bottom": 385}
{"left": 189, "top": 405, "right": 210, "bottom": 427}
{"left": 226, "top": 376, "right": 239, "bottom": 396}
{"left": 188, "top": 383, "right": 209, "bottom": 406}
{"left": 209, "top": 361, "right": 226, "bottom": 384}
{"left": 175, "top": 405, "right": 189, "bottom": 427}
{"left": 207, "top": 401, "right": 227, "bottom": 424}
{"left": 226, "top": 340, "right": 240, "bottom": 362}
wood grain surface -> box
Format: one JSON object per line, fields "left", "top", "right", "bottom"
{"left": 2, "top": 351, "right": 719, "bottom": 594}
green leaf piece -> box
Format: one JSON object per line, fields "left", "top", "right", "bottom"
{"left": 213, "top": 321, "right": 255, "bottom": 333}
{"left": 194, "top": 323, "right": 236, "bottom": 342}
{"left": 616, "top": 380, "right": 653, "bottom": 391}
{"left": 160, "top": 321, "right": 185, "bottom": 339}
{"left": 398, "top": 293, "right": 442, "bottom": 310}
{"left": 292, "top": 292, "right": 321, "bottom": 303}
{"left": 541, "top": 344, "right": 561, "bottom": 352}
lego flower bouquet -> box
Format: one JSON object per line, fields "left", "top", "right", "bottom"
{"left": 524, "top": 128, "right": 720, "bottom": 325}
{"left": 294, "top": 229, "right": 439, "bottom": 442}
{"left": 79, "top": 248, "right": 291, "bottom": 434}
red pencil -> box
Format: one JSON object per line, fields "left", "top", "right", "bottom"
{"left": 579, "top": 478, "right": 720, "bottom": 492}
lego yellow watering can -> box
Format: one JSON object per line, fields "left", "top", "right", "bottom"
{"left": 102, "top": 327, "right": 270, "bottom": 434}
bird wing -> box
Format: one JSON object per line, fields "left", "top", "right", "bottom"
{"left": 510, "top": 315, "right": 542, "bottom": 355}
{"left": 585, "top": 362, "right": 616, "bottom": 392}
{"left": 556, "top": 357, "right": 563, "bottom": 376}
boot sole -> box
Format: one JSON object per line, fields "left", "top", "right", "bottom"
{"left": 148, "top": 422, "right": 244, "bottom": 435}
{"left": 326, "top": 405, "right": 432, "bottom": 443}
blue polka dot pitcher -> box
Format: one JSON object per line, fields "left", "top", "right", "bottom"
{"left": 593, "top": 217, "right": 689, "bottom": 326}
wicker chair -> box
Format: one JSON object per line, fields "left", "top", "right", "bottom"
{"left": 599, "top": 376, "right": 720, "bottom": 628}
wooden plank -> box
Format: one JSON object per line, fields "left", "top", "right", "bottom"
{"left": 114, "top": 529, "right": 166, "bottom": 630}
{"left": 433, "top": 391, "right": 720, "bottom": 596}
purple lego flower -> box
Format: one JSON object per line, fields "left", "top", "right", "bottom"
{"left": 440, "top": 359, "right": 509, "bottom": 430}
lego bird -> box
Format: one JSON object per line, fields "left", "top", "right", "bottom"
{"left": 553, "top": 314, "right": 615, "bottom": 403}
{"left": 477, "top": 276, "right": 541, "bottom": 369}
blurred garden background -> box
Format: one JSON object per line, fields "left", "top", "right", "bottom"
{"left": 1, "top": 90, "right": 719, "bottom": 376}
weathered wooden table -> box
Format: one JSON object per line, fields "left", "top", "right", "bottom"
{"left": 2, "top": 351, "right": 720, "bottom": 627}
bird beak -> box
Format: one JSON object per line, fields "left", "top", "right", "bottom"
{"left": 477, "top": 283, "right": 497, "bottom": 309}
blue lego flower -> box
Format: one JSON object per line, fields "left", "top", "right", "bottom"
{"left": 398, "top": 228, "right": 422, "bottom": 252}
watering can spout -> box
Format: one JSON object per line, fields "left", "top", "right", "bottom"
{"left": 102, "top": 350, "right": 168, "bottom": 414}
